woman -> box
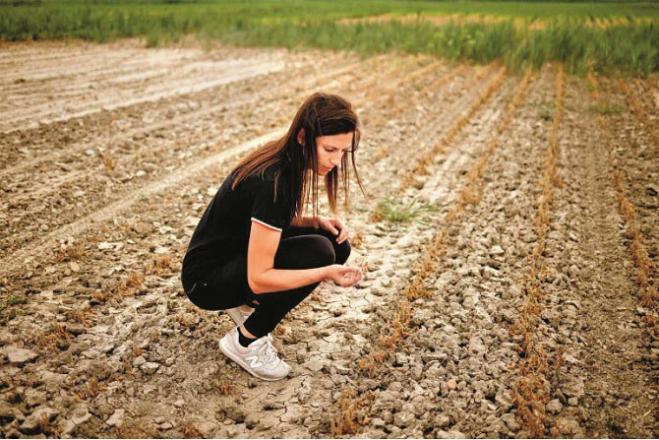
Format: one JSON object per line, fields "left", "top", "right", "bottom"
{"left": 181, "top": 92, "right": 365, "bottom": 381}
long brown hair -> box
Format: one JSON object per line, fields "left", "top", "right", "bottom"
{"left": 231, "top": 92, "right": 364, "bottom": 223}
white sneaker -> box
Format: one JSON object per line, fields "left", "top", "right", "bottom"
{"left": 219, "top": 327, "right": 291, "bottom": 381}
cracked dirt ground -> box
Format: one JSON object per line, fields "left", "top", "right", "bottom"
{"left": 0, "top": 39, "right": 657, "bottom": 438}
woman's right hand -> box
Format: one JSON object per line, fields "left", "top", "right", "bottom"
{"left": 325, "top": 264, "right": 363, "bottom": 287}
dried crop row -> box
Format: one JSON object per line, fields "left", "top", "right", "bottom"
{"left": 364, "top": 62, "right": 496, "bottom": 198}
{"left": 507, "top": 65, "right": 565, "bottom": 437}
{"left": 0, "top": 50, "right": 353, "bottom": 172}
{"left": 586, "top": 75, "right": 657, "bottom": 315}
{"left": 615, "top": 79, "right": 658, "bottom": 146}
{"left": 600, "top": 78, "right": 658, "bottom": 276}
{"left": 328, "top": 71, "right": 533, "bottom": 435}
{"left": 356, "top": 67, "right": 550, "bottom": 438}
{"left": 397, "top": 66, "right": 508, "bottom": 194}
{"left": 334, "top": 70, "right": 528, "bottom": 433}
{"left": 0, "top": 55, "right": 427, "bottom": 257}
{"left": 367, "top": 63, "right": 480, "bottom": 164}
{"left": 532, "top": 72, "right": 658, "bottom": 437}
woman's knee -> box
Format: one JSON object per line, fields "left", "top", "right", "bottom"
{"left": 335, "top": 239, "right": 351, "bottom": 265}
{"left": 312, "top": 235, "right": 336, "bottom": 267}
{"left": 275, "top": 234, "right": 336, "bottom": 269}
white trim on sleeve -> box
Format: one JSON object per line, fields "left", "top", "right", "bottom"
{"left": 251, "top": 217, "right": 283, "bottom": 232}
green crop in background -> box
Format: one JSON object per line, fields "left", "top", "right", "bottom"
{"left": 1, "top": 0, "right": 657, "bottom": 76}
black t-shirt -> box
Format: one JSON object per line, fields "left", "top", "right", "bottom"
{"left": 182, "top": 164, "right": 293, "bottom": 285}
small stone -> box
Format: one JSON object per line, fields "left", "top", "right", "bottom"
{"left": 245, "top": 414, "right": 259, "bottom": 429}
{"left": 140, "top": 362, "right": 160, "bottom": 375}
{"left": 437, "top": 430, "right": 466, "bottom": 439}
{"left": 555, "top": 417, "right": 581, "bottom": 435}
{"left": 490, "top": 245, "right": 505, "bottom": 256}
{"left": 435, "top": 414, "right": 451, "bottom": 428}
{"left": 302, "top": 358, "right": 325, "bottom": 372}
{"left": 159, "top": 422, "right": 173, "bottom": 430}
{"left": 70, "top": 405, "right": 91, "bottom": 426}
{"left": 446, "top": 379, "right": 457, "bottom": 391}
{"left": 563, "top": 379, "right": 585, "bottom": 399}
{"left": 4, "top": 346, "right": 39, "bottom": 366}
{"left": 495, "top": 389, "right": 513, "bottom": 410}
{"left": 546, "top": 398, "right": 563, "bottom": 414}
{"left": 106, "top": 409, "right": 125, "bottom": 427}
{"left": 393, "top": 411, "right": 414, "bottom": 428}
{"left": 568, "top": 397, "right": 579, "bottom": 406}
{"left": 174, "top": 399, "right": 185, "bottom": 408}
{"left": 132, "top": 356, "right": 146, "bottom": 367}
{"left": 224, "top": 405, "right": 245, "bottom": 423}
{"left": 19, "top": 406, "right": 59, "bottom": 434}
{"left": 501, "top": 413, "right": 520, "bottom": 431}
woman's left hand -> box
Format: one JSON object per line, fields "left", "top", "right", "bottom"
{"left": 317, "top": 216, "right": 349, "bottom": 244}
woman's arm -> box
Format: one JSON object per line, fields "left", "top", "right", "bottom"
{"left": 247, "top": 220, "right": 361, "bottom": 294}
{"left": 247, "top": 220, "right": 328, "bottom": 294}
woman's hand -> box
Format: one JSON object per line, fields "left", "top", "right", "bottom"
{"left": 325, "top": 265, "right": 363, "bottom": 288}
{"left": 317, "top": 216, "right": 349, "bottom": 244}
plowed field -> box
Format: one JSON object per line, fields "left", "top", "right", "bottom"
{"left": 0, "top": 40, "right": 657, "bottom": 438}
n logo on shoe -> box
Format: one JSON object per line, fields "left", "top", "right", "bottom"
{"left": 245, "top": 356, "right": 263, "bottom": 368}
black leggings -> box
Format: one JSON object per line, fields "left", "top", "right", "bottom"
{"left": 184, "top": 226, "right": 350, "bottom": 338}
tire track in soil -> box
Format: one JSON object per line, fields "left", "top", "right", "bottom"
{"left": 0, "top": 50, "right": 351, "bottom": 172}
{"left": 1, "top": 57, "right": 286, "bottom": 133}
{"left": 0, "top": 54, "right": 425, "bottom": 260}
{"left": 0, "top": 57, "right": 506, "bottom": 436}
{"left": 534, "top": 73, "right": 658, "bottom": 438}
{"left": 316, "top": 69, "right": 539, "bottom": 438}
{"left": 1, "top": 45, "right": 310, "bottom": 134}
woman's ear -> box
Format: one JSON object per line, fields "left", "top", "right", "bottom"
{"left": 297, "top": 128, "right": 305, "bottom": 146}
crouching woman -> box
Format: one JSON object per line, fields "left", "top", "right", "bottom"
{"left": 181, "top": 92, "right": 365, "bottom": 381}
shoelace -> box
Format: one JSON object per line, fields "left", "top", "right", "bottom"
{"left": 252, "top": 337, "right": 280, "bottom": 365}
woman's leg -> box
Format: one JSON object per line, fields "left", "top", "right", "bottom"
{"left": 242, "top": 229, "right": 351, "bottom": 338}
{"left": 184, "top": 226, "right": 350, "bottom": 325}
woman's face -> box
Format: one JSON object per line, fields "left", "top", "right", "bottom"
{"left": 314, "top": 132, "right": 354, "bottom": 176}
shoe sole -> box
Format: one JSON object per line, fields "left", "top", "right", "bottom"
{"left": 218, "top": 337, "right": 289, "bottom": 382}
